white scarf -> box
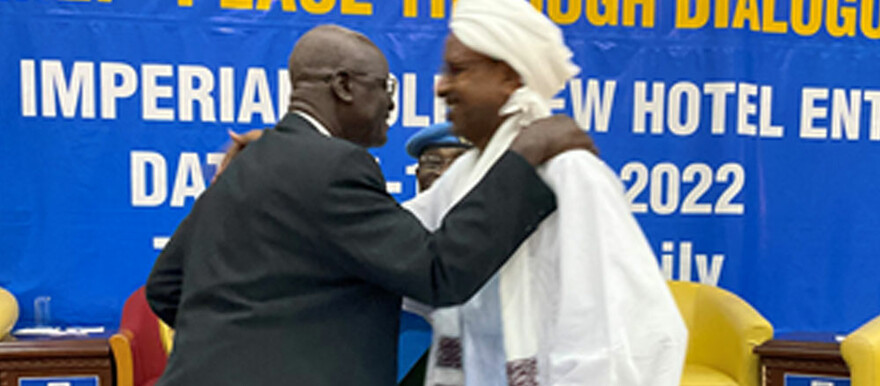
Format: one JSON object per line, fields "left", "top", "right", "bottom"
{"left": 405, "top": 86, "right": 551, "bottom": 386}
{"left": 403, "top": 87, "right": 688, "bottom": 385}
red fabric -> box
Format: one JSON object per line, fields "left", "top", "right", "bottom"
{"left": 119, "top": 286, "right": 168, "bottom": 386}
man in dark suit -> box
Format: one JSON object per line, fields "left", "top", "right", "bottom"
{"left": 146, "top": 25, "right": 590, "bottom": 386}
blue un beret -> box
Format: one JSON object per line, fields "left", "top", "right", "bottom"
{"left": 405, "top": 122, "right": 470, "bottom": 158}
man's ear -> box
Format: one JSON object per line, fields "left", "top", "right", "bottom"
{"left": 330, "top": 72, "right": 354, "bottom": 103}
{"left": 500, "top": 63, "right": 523, "bottom": 93}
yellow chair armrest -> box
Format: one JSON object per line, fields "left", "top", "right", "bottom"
{"left": 109, "top": 331, "right": 135, "bottom": 386}
{"left": 720, "top": 298, "right": 773, "bottom": 386}
{"left": 0, "top": 288, "right": 19, "bottom": 338}
{"left": 841, "top": 315, "right": 880, "bottom": 386}
{"left": 689, "top": 285, "right": 773, "bottom": 386}
{"left": 158, "top": 321, "right": 175, "bottom": 355}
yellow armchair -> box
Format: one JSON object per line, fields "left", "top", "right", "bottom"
{"left": 669, "top": 281, "right": 774, "bottom": 386}
{"left": 841, "top": 314, "right": 880, "bottom": 386}
{"left": 0, "top": 287, "right": 19, "bottom": 339}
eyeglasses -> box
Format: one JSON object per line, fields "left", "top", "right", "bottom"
{"left": 295, "top": 69, "right": 396, "bottom": 96}
{"left": 349, "top": 71, "right": 397, "bottom": 96}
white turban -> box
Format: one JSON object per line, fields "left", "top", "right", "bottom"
{"left": 450, "top": 0, "right": 581, "bottom": 100}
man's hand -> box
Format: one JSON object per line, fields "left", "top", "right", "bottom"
{"left": 211, "top": 129, "right": 265, "bottom": 183}
{"left": 509, "top": 115, "right": 599, "bottom": 166}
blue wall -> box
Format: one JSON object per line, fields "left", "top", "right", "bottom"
{"left": 2, "top": 0, "right": 879, "bottom": 343}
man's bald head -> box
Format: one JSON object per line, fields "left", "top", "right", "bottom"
{"left": 288, "top": 25, "right": 383, "bottom": 88}
{"left": 286, "top": 25, "right": 394, "bottom": 148}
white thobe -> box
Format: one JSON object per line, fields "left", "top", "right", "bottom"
{"left": 404, "top": 148, "right": 688, "bottom": 386}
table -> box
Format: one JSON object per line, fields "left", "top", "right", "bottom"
{"left": 754, "top": 333, "right": 851, "bottom": 386}
{"left": 0, "top": 335, "right": 113, "bottom": 386}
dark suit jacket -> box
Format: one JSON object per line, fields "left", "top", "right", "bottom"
{"left": 146, "top": 113, "right": 556, "bottom": 386}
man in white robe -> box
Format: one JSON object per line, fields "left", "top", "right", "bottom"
{"left": 402, "top": 0, "right": 688, "bottom": 385}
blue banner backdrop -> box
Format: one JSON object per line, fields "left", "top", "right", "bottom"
{"left": 2, "top": 0, "right": 880, "bottom": 376}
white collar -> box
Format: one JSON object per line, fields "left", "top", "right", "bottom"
{"left": 294, "top": 111, "right": 332, "bottom": 137}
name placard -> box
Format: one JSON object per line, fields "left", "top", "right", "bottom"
{"left": 784, "top": 374, "right": 851, "bottom": 386}
{"left": 19, "top": 376, "right": 99, "bottom": 386}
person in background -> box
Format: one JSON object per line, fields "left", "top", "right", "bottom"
{"left": 406, "top": 122, "right": 472, "bottom": 192}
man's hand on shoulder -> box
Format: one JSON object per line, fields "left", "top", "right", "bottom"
{"left": 211, "top": 129, "right": 266, "bottom": 183}
{"left": 509, "top": 115, "right": 599, "bottom": 167}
